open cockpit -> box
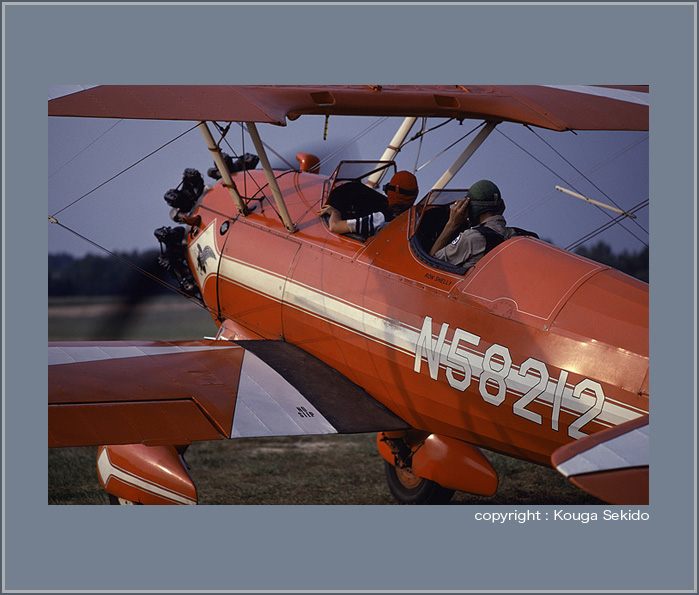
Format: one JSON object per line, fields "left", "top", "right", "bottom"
{"left": 319, "top": 160, "right": 396, "bottom": 241}
{"left": 409, "top": 188, "right": 539, "bottom": 275}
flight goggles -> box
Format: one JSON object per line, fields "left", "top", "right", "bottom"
{"left": 382, "top": 183, "right": 418, "bottom": 196}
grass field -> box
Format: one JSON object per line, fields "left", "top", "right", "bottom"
{"left": 48, "top": 294, "right": 219, "bottom": 340}
{"left": 48, "top": 295, "right": 602, "bottom": 505}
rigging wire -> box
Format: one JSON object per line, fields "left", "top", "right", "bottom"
{"left": 50, "top": 123, "right": 200, "bottom": 218}
{"left": 276, "top": 116, "right": 393, "bottom": 226}
{"left": 48, "top": 216, "right": 218, "bottom": 315}
{"left": 214, "top": 118, "right": 390, "bottom": 227}
{"left": 49, "top": 120, "right": 123, "bottom": 179}
{"left": 415, "top": 121, "right": 486, "bottom": 172}
{"left": 508, "top": 134, "right": 648, "bottom": 222}
{"left": 229, "top": 116, "right": 388, "bottom": 177}
{"left": 241, "top": 123, "right": 248, "bottom": 197}
{"left": 525, "top": 125, "right": 649, "bottom": 236}
{"left": 315, "top": 117, "right": 389, "bottom": 169}
{"left": 210, "top": 121, "right": 276, "bottom": 217}
{"left": 222, "top": 125, "right": 268, "bottom": 200}
{"left": 405, "top": 118, "right": 453, "bottom": 145}
{"left": 234, "top": 122, "right": 297, "bottom": 171}
{"left": 214, "top": 123, "right": 284, "bottom": 223}
{"left": 49, "top": 122, "right": 220, "bottom": 315}
{"left": 412, "top": 118, "right": 426, "bottom": 174}
{"left": 497, "top": 127, "right": 648, "bottom": 248}
{"left": 566, "top": 199, "right": 649, "bottom": 252}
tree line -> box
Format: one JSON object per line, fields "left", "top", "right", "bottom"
{"left": 49, "top": 249, "right": 175, "bottom": 297}
{"left": 48, "top": 241, "right": 649, "bottom": 297}
{"left": 573, "top": 242, "right": 649, "bottom": 283}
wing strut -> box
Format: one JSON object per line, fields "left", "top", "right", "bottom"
{"left": 198, "top": 122, "right": 249, "bottom": 216}
{"left": 366, "top": 117, "right": 417, "bottom": 189}
{"left": 555, "top": 186, "right": 638, "bottom": 219}
{"left": 246, "top": 122, "right": 297, "bottom": 233}
{"left": 431, "top": 121, "right": 498, "bottom": 190}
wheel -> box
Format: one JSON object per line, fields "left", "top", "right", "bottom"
{"left": 384, "top": 461, "right": 454, "bottom": 505}
{"left": 108, "top": 493, "right": 142, "bottom": 505}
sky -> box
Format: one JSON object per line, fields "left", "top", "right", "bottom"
{"left": 48, "top": 98, "right": 649, "bottom": 259}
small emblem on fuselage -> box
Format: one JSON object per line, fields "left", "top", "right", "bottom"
{"left": 196, "top": 243, "right": 217, "bottom": 274}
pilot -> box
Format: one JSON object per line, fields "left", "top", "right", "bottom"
{"left": 318, "top": 170, "right": 419, "bottom": 237}
{"left": 429, "top": 179, "right": 508, "bottom": 267}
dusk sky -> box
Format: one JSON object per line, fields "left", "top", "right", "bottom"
{"left": 48, "top": 95, "right": 649, "bottom": 259}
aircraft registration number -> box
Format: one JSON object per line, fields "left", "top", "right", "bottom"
{"left": 413, "top": 316, "right": 605, "bottom": 439}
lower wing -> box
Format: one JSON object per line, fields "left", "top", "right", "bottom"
{"left": 49, "top": 339, "right": 410, "bottom": 448}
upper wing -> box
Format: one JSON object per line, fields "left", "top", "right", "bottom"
{"left": 551, "top": 415, "right": 649, "bottom": 505}
{"left": 49, "top": 339, "right": 410, "bottom": 448}
{"left": 48, "top": 85, "right": 648, "bottom": 132}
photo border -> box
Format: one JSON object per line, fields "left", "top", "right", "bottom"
{"left": 3, "top": 2, "right": 696, "bottom": 592}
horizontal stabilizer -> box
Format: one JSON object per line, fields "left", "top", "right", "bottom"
{"left": 551, "top": 415, "right": 649, "bottom": 505}
{"left": 49, "top": 339, "right": 409, "bottom": 448}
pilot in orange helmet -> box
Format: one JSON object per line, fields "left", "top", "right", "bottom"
{"left": 319, "top": 170, "right": 418, "bottom": 237}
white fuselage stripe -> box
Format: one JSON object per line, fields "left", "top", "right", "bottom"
{"left": 216, "top": 253, "right": 643, "bottom": 428}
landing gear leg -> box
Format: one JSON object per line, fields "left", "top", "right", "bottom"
{"left": 379, "top": 431, "right": 455, "bottom": 505}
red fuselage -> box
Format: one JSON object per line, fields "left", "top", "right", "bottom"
{"left": 186, "top": 170, "right": 649, "bottom": 466}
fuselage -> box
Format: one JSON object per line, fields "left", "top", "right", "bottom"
{"left": 186, "top": 169, "right": 649, "bottom": 466}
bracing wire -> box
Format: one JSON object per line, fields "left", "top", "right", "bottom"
{"left": 315, "top": 117, "right": 389, "bottom": 168}
{"left": 51, "top": 123, "right": 200, "bottom": 218}
{"left": 566, "top": 199, "right": 649, "bottom": 251}
{"left": 48, "top": 216, "right": 218, "bottom": 315}
{"left": 497, "top": 127, "right": 648, "bottom": 248}
{"left": 232, "top": 122, "right": 297, "bottom": 171}
{"left": 49, "top": 121, "right": 220, "bottom": 314}
{"left": 217, "top": 117, "right": 390, "bottom": 223}
{"left": 412, "top": 118, "right": 426, "bottom": 174}
{"left": 212, "top": 122, "right": 268, "bottom": 200}
{"left": 406, "top": 118, "right": 453, "bottom": 145}
{"left": 525, "top": 125, "right": 649, "bottom": 237}
{"left": 508, "top": 135, "right": 648, "bottom": 222}
{"left": 49, "top": 120, "right": 123, "bottom": 179}
{"left": 415, "top": 121, "right": 486, "bottom": 172}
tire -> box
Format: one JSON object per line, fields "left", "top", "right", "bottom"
{"left": 384, "top": 461, "right": 454, "bottom": 505}
{"left": 108, "top": 493, "right": 142, "bottom": 505}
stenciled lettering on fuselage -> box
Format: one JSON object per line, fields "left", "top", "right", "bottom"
{"left": 413, "top": 316, "right": 608, "bottom": 439}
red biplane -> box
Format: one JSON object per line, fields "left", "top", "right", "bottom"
{"left": 48, "top": 85, "right": 649, "bottom": 505}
